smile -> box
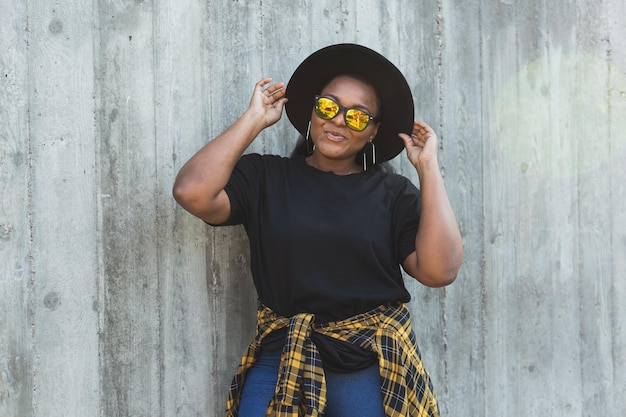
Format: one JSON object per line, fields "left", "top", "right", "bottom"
{"left": 325, "top": 130, "right": 346, "bottom": 142}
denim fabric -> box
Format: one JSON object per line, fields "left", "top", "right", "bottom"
{"left": 238, "top": 350, "right": 386, "bottom": 417}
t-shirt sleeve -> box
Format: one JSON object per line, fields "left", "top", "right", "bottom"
{"left": 393, "top": 178, "right": 421, "bottom": 263}
{"left": 214, "top": 153, "right": 264, "bottom": 226}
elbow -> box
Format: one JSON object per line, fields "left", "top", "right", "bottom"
{"left": 172, "top": 177, "right": 228, "bottom": 224}
{"left": 437, "top": 265, "right": 461, "bottom": 287}
{"left": 407, "top": 263, "right": 461, "bottom": 288}
{"left": 422, "top": 248, "right": 464, "bottom": 288}
{"left": 438, "top": 248, "right": 464, "bottom": 287}
{"left": 172, "top": 179, "right": 191, "bottom": 206}
{"left": 423, "top": 266, "right": 460, "bottom": 288}
{"left": 172, "top": 177, "right": 203, "bottom": 211}
{"left": 172, "top": 181, "right": 204, "bottom": 220}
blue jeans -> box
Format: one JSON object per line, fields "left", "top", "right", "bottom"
{"left": 238, "top": 350, "right": 386, "bottom": 417}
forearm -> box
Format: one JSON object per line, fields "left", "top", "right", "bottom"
{"left": 413, "top": 160, "right": 464, "bottom": 286}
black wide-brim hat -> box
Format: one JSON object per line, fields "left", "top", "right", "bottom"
{"left": 285, "top": 43, "right": 414, "bottom": 163}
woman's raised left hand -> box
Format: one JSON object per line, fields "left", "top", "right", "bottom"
{"left": 398, "top": 121, "right": 439, "bottom": 169}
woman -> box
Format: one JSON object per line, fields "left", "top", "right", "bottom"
{"left": 173, "top": 44, "right": 463, "bottom": 417}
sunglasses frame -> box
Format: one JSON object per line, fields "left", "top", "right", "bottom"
{"left": 313, "top": 95, "right": 378, "bottom": 132}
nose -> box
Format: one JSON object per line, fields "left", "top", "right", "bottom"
{"left": 331, "top": 109, "right": 347, "bottom": 127}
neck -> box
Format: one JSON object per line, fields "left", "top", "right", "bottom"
{"left": 306, "top": 153, "right": 361, "bottom": 176}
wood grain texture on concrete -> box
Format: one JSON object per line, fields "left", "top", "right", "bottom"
{"left": 1, "top": 1, "right": 625, "bottom": 416}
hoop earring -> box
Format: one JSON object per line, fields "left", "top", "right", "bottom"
{"left": 305, "top": 121, "right": 314, "bottom": 154}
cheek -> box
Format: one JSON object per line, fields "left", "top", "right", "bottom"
{"left": 347, "top": 132, "right": 373, "bottom": 150}
{"left": 309, "top": 118, "right": 324, "bottom": 138}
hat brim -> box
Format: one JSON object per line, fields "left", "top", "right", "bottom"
{"left": 285, "top": 44, "right": 414, "bottom": 163}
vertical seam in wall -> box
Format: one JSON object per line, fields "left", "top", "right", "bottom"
{"left": 604, "top": 3, "right": 617, "bottom": 405}
{"left": 24, "top": 2, "right": 37, "bottom": 414}
{"left": 208, "top": 229, "right": 219, "bottom": 404}
{"left": 204, "top": 12, "right": 219, "bottom": 403}
{"left": 151, "top": 1, "right": 164, "bottom": 416}
{"left": 435, "top": 0, "right": 449, "bottom": 411}
{"left": 574, "top": 0, "right": 587, "bottom": 405}
{"left": 91, "top": 0, "right": 105, "bottom": 415}
{"left": 478, "top": 0, "right": 488, "bottom": 413}
{"left": 542, "top": 0, "right": 562, "bottom": 408}
{"left": 436, "top": 11, "right": 444, "bottom": 182}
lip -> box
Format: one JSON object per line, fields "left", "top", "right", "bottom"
{"left": 324, "top": 129, "right": 347, "bottom": 142}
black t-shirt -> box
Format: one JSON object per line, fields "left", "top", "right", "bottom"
{"left": 218, "top": 153, "right": 421, "bottom": 370}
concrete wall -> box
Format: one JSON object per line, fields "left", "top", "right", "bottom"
{"left": 1, "top": 1, "right": 625, "bottom": 416}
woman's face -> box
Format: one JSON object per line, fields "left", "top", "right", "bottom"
{"left": 309, "top": 75, "right": 380, "bottom": 164}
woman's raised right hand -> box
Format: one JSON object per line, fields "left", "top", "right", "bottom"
{"left": 246, "top": 78, "right": 288, "bottom": 128}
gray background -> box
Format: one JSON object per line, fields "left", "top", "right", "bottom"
{"left": 1, "top": 0, "right": 625, "bottom": 416}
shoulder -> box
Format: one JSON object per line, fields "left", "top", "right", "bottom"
{"left": 373, "top": 168, "right": 420, "bottom": 196}
{"left": 239, "top": 152, "right": 284, "bottom": 164}
{"left": 240, "top": 152, "right": 295, "bottom": 164}
{"left": 236, "top": 153, "right": 295, "bottom": 172}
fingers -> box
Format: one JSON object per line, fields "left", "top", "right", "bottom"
{"left": 264, "top": 82, "right": 285, "bottom": 96}
{"left": 255, "top": 79, "right": 284, "bottom": 97}
{"left": 257, "top": 78, "right": 284, "bottom": 94}
{"left": 397, "top": 132, "right": 414, "bottom": 146}
{"left": 255, "top": 78, "right": 273, "bottom": 94}
{"left": 267, "top": 86, "right": 287, "bottom": 104}
{"left": 411, "top": 121, "right": 433, "bottom": 138}
{"left": 398, "top": 121, "right": 438, "bottom": 152}
{"left": 399, "top": 121, "right": 440, "bottom": 167}
{"left": 256, "top": 79, "right": 287, "bottom": 105}
{"left": 408, "top": 121, "right": 435, "bottom": 145}
{"left": 256, "top": 77, "right": 273, "bottom": 87}
{"left": 409, "top": 135, "right": 427, "bottom": 148}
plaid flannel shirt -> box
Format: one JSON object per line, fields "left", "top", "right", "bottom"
{"left": 225, "top": 302, "right": 439, "bottom": 417}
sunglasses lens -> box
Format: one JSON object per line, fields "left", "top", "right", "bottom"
{"left": 314, "top": 96, "right": 372, "bottom": 131}
{"left": 345, "top": 110, "right": 370, "bottom": 131}
{"left": 315, "top": 97, "right": 339, "bottom": 120}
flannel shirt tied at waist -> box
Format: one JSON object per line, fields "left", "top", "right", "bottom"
{"left": 225, "top": 301, "right": 439, "bottom": 417}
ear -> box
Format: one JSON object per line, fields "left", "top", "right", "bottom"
{"left": 369, "top": 121, "right": 381, "bottom": 140}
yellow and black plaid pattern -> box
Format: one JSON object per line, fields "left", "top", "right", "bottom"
{"left": 225, "top": 302, "right": 439, "bottom": 417}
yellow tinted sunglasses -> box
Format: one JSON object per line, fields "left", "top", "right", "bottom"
{"left": 314, "top": 96, "right": 378, "bottom": 132}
